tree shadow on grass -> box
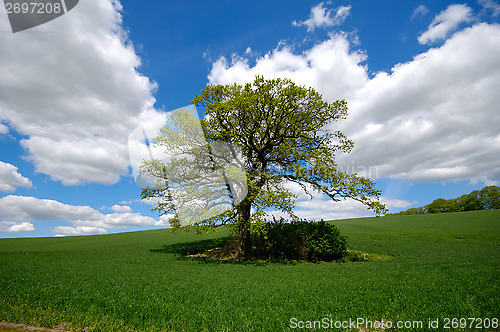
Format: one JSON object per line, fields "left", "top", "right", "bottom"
{"left": 150, "top": 237, "right": 227, "bottom": 255}
{"left": 149, "top": 237, "right": 240, "bottom": 264}
{"left": 150, "top": 237, "right": 272, "bottom": 265}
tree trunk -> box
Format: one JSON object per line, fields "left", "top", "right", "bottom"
{"left": 236, "top": 198, "right": 252, "bottom": 260}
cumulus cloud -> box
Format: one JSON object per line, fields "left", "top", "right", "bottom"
{"left": 0, "top": 0, "right": 160, "bottom": 186}
{"left": 341, "top": 23, "right": 500, "bottom": 184}
{"left": 0, "top": 195, "right": 160, "bottom": 235}
{"left": 0, "top": 161, "right": 33, "bottom": 193}
{"left": 0, "top": 221, "right": 35, "bottom": 233}
{"left": 207, "top": 23, "right": 500, "bottom": 188}
{"left": 110, "top": 204, "right": 132, "bottom": 213}
{"left": 418, "top": 4, "right": 473, "bottom": 44}
{"left": 209, "top": 34, "right": 368, "bottom": 102}
{"left": 293, "top": 2, "right": 351, "bottom": 32}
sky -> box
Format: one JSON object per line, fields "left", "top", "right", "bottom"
{"left": 0, "top": 0, "right": 499, "bottom": 238}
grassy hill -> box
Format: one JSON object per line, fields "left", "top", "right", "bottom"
{"left": 0, "top": 210, "right": 499, "bottom": 331}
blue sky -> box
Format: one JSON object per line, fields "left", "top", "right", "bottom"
{"left": 1, "top": 0, "right": 499, "bottom": 237}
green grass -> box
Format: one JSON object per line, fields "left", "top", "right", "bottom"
{"left": 0, "top": 210, "right": 499, "bottom": 331}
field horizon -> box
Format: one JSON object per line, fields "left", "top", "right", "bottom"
{"left": 1, "top": 210, "right": 499, "bottom": 331}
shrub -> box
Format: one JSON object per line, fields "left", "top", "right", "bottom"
{"left": 252, "top": 218, "right": 348, "bottom": 262}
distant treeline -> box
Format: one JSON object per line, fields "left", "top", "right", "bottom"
{"left": 390, "top": 185, "right": 500, "bottom": 215}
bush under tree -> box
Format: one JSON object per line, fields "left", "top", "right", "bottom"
{"left": 252, "top": 218, "right": 348, "bottom": 262}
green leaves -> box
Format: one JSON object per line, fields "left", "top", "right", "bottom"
{"left": 392, "top": 185, "right": 500, "bottom": 216}
{"left": 251, "top": 218, "right": 348, "bottom": 262}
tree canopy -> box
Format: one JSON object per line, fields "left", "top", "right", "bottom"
{"left": 391, "top": 185, "right": 500, "bottom": 216}
{"left": 140, "top": 76, "right": 386, "bottom": 258}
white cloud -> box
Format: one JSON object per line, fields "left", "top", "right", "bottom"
{"left": 101, "top": 212, "right": 157, "bottom": 228}
{"left": 0, "top": 195, "right": 100, "bottom": 222}
{"left": 296, "top": 198, "right": 375, "bottom": 220}
{"left": 469, "top": 175, "right": 499, "bottom": 186}
{"left": 284, "top": 181, "right": 324, "bottom": 201}
{"left": 381, "top": 197, "right": 417, "bottom": 210}
{"left": 208, "top": 23, "right": 500, "bottom": 190}
{"left": 0, "top": 221, "right": 35, "bottom": 233}
{"left": 0, "top": 123, "right": 8, "bottom": 134}
{"left": 271, "top": 181, "right": 415, "bottom": 220}
{"left": 418, "top": 4, "right": 473, "bottom": 44}
{"left": 209, "top": 34, "right": 368, "bottom": 102}
{"left": 479, "top": 0, "right": 500, "bottom": 16}
{"left": 293, "top": 2, "right": 351, "bottom": 32}
{"left": 0, "top": 161, "right": 33, "bottom": 193}
{"left": 53, "top": 226, "right": 107, "bottom": 236}
{"left": 267, "top": 195, "right": 414, "bottom": 220}
{"left": 155, "top": 214, "right": 175, "bottom": 227}
{"left": 341, "top": 23, "right": 500, "bottom": 185}
{"left": 0, "top": 0, "right": 160, "bottom": 186}
{"left": 0, "top": 195, "right": 160, "bottom": 235}
{"left": 110, "top": 204, "right": 132, "bottom": 213}
{"left": 411, "top": 5, "right": 429, "bottom": 20}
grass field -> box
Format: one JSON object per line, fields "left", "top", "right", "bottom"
{"left": 0, "top": 210, "right": 499, "bottom": 331}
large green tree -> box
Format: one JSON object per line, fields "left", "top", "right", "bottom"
{"left": 140, "top": 76, "right": 386, "bottom": 259}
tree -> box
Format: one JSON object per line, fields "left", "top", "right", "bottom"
{"left": 457, "top": 193, "right": 482, "bottom": 212}
{"left": 427, "top": 198, "right": 447, "bottom": 214}
{"left": 479, "top": 185, "right": 500, "bottom": 210}
{"left": 140, "top": 76, "right": 386, "bottom": 259}
{"left": 463, "top": 190, "right": 484, "bottom": 211}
